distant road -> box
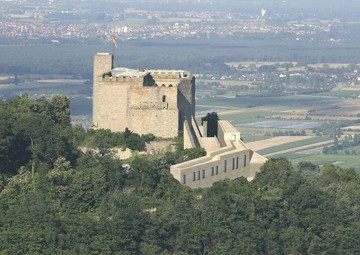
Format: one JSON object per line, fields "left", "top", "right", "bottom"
{"left": 263, "top": 140, "right": 333, "bottom": 157}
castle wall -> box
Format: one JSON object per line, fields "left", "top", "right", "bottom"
{"left": 93, "top": 80, "right": 129, "bottom": 131}
{"left": 128, "top": 86, "right": 179, "bottom": 138}
{"left": 93, "top": 53, "right": 195, "bottom": 139}
{"left": 93, "top": 53, "right": 113, "bottom": 81}
{"left": 177, "top": 77, "right": 195, "bottom": 130}
{"left": 93, "top": 53, "right": 129, "bottom": 131}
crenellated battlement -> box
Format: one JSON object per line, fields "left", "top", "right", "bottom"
{"left": 101, "top": 75, "right": 145, "bottom": 86}
{"left": 99, "top": 69, "right": 192, "bottom": 88}
{"left": 151, "top": 70, "right": 191, "bottom": 79}
{"left": 93, "top": 52, "right": 195, "bottom": 139}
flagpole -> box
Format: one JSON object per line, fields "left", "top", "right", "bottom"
{"left": 112, "top": 34, "right": 115, "bottom": 56}
{"left": 112, "top": 34, "right": 118, "bottom": 57}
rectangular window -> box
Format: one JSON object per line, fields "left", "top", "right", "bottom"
{"left": 193, "top": 172, "right": 196, "bottom": 181}
{"left": 197, "top": 171, "right": 200, "bottom": 180}
{"left": 244, "top": 155, "right": 247, "bottom": 167}
{"left": 211, "top": 167, "right": 214, "bottom": 176}
{"left": 216, "top": 166, "right": 219, "bottom": 175}
{"left": 231, "top": 134, "right": 236, "bottom": 141}
{"left": 202, "top": 169, "right": 205, "bottom": 179}
{"left": 232, "top": 158, "right": 235, "bottom": 170}
{"left": 224, "top": 160, "right": 227, "bottom": 172}
{"left": 182, "top": 174, "right": 186, "bottom": 184}
{"left": 236, "top": 157, "right": 239, "bottom": 169}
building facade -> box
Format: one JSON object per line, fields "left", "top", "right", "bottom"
{"left": 171, "top": 120, "right": 267, "bottom": 188}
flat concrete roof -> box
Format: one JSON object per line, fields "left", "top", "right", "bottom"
{"left": 201, "top": 137, "right": 221, "bottom": 152}
{"left": 219, "top": 120, "right": 240, "bottom": 134}
{"left": 111, "top": 68, "right": 149, "bottom": 78}
{"left": 112, "top": 67, "right": 189, "bottom": 78}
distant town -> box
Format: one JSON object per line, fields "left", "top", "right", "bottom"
{"left": 0, "top": 0, "right": 349, "bottom": 44}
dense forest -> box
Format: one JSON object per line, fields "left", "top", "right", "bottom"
{"left": 1, "top": 96, "right": 360, "bottom": 254}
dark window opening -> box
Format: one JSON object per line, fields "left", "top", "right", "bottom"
{"left": 162, "top": 95, "right": 166, "bottom": 102}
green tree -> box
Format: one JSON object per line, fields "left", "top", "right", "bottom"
{"left": 297, "top": 161, "right": 320, "bottom": 175}
{"left": 50, "top": 95, "right": 71, "bottom": 127}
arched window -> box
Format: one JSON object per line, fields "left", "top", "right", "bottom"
{"left": 169, "top": 84, "right": 173, "bottom": 87}
{"left": 162, "top": 95, "right": 166, "bottom": 102}
{"left": 162, "top": 84, "right": 166, "bottom": 87}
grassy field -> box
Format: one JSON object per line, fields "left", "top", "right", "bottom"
{"left": 241, "top": 135, "right": 271, "bottom": 143}
{"left": 312, "top": 90, "right": 360, "bottom": 98}
{"left": 196, "top": 94, "right": 339, "bottom": 110}
{"left": 290, "top": 154, "right": 360, "bottom": 172}
{"left": 198, "top": 79, "right": 256, "bottom": 87}
{"left": 334, "top": 145, "right": 360, "bottom": 154}
{"left": 221, "top": 111, "right": 280, "bottom": 124}
{"left": 308, "top": 63, "right": 351, "bottom": 69}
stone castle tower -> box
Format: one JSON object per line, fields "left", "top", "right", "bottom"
{"left": 92, "top": 53, "right": 267, "bottom": 188}
{"left": 92, "top": 53, "right": 197, "bottom": 139}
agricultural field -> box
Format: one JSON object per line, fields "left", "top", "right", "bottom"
{"left": 0, "top": 75, "right": 12, "bottom": 81}
{"left": 290, "top": 154, "right": 360, "bottom": 171}
{"left": 255, "top": 136, "right": 332, "bottom": 155}
{"left": 237, "top": 120, "right": 321, "bottom": 129}
{"left": 197, "top": 79, "right": 256, "bottom": 87}
{"left": 246, "top": 136, "right": 314, "bottom": 152}
{"left": 196, "top": 85, "right": 360, "bottom": 171}
{"left": 225, "top": 61, "right": 298, "bottom": 68}
{"left": 307, "top": 63, "right": 351, "bottom": 69}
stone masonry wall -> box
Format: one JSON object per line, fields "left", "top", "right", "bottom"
{"left": 128, "top": 86, "right": 179, "bottom": 138}
{"left": 93, "top": 53, "right": 196, "bottom": 139}
{"left": 93, "top": 80, "right": 129, "bottom": 131}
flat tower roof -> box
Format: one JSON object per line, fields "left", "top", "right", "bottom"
{"left": 111, "top": 68, "right": 149, "bottom": 78}
{"left": 111, "top": 67, "right": 189, "bottom": 78}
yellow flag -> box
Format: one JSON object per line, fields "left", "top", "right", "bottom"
{"left": 261, "top": 8, "right": 267, "bottom": 17}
